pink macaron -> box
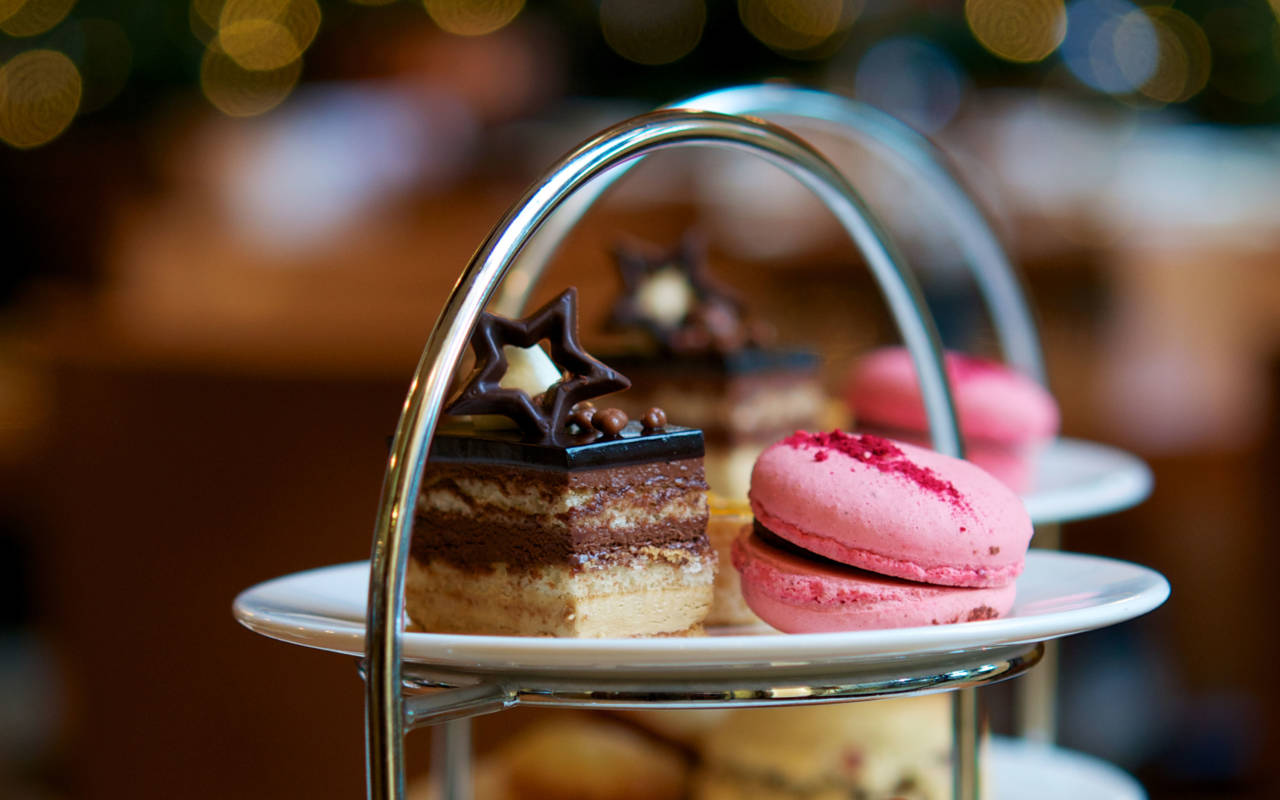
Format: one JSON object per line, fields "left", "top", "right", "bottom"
{"left": 749, "top": 431, "right": 1033, "bottom": 588}
{"left": 732, "top": 531, "right": 1017, "bottom": 633}
{"left": 845, "top": 347, "right": 1059, "bottom": 492}
{"left": 737, "top": 430, "right": 1033, "bottom": 633}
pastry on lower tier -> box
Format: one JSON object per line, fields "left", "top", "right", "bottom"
{"left": 497, "top": 714, "right": 690, "bottom": 800}
{"left": 407, "top": 288, "right": 715, "bottom": 638}
{"left": 410, "top": 713, "right": 690, "bottom": 800}
{"left": 846, "top": 347, "right": 1059, "bottom": 492}
{"left": 691, "top": 696, "right": 952, "bottom": 800}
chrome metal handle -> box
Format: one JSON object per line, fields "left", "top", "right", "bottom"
{"left": 365, "top": 108, "right": 963, "bottom": 800}
{"left": 497, "top": 83, "right": 1046, "bottom": 386}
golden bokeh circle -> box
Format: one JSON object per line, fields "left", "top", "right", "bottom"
{"left": 1130, "top": 7, "right": 1211, "bottom": 104}
{"left": 424, "top": 0, "right": 524, "bottom": 37}
{"left": 1, "top": 0, "right": 76, "bottom": 37}
{"left": 200, "top": 47, "right": 301, "bottom": 117}
{"left": 764, "top": 0, "right": 844, "bottom": 39}
{"left": 0, "top": 49, "right": 82, "bottom": 149}
{"left": 0, "top": 0, "right": 27, "bottom": 26}
{"left": 965, "top": 0, "right": 1066, "bottom": 64}
{"left": 220, "top": 18, "right": 300, "bottom": 71}
{"left": 739, "top": 0, "right": 855, "bottom": 53}
{"left": 601, "top": 0, "right": 706, "bottom": 66}
{"left": 218, "top": 0, "right": 321, "bottom": 71}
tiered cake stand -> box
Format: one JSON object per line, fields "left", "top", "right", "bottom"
{"left": 234, "top": 97, "right": 1165, "bottom": 800}
{"left": 498, "top": 83, "right": 1157, "bottom": 796}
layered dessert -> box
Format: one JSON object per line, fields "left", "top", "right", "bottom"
{"left": 602, "top": 233, "right": 824, "bottom": 504}
{"left": 599, "top": 234, "right": 823, "bottom": 626}
{"left": 407, "top": 288, "right": 715, "bottom": 637}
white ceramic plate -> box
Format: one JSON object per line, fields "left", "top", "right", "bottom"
{"left": 234, "top": 550, "right": 1168, "bottom": 676}
{"left": 1024, "top": 438, "right": 1153, "bottom": 525}
{"left": 990, "top": 737, "right": 1146, "bottom": 800}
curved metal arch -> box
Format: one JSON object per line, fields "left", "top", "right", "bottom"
{"left": 365, "top": 108, "right": 963, "bottom": 799}
{"left": 495, "top": 83, "right": 1046, "bottom": 385}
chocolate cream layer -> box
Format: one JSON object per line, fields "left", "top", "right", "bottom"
{"left": 412, "top": 457, "right": 709, "bottom": 572}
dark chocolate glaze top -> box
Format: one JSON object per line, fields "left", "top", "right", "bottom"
{"left": 429, "top": 420, "right": 704, "bottom": 471}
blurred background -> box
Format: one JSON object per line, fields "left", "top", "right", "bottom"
{"left": 1, "top": 0, "right": 1278, "bottom": 798}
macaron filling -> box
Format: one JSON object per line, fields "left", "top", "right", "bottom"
{"left": 732, "top": 528, "right": 1017, "bottom": 633}
{"left": 750, "top": 503, "right": 1023, "bottom": 589}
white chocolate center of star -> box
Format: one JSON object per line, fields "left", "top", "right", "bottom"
{"left": 471, "top": 344, "right": 562, "bottom": 431}
{"left": 636, "top": 266, "right": 694, "bottom": 327}
{"left": 499, "top": 344, "right": 563, "bottom": 396}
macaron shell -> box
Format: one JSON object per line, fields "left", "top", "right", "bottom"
{"left": 732, "top": 532, "right": 1016, "bottom": 633}
{"left": 859, "top": 424, "right": 1043, "bottom": 494}
{"left": 748, "top": 433, "right": 1032, "bottom": 588}
{"left": 846, "top": 347, "right": 1059, "bottom": 444}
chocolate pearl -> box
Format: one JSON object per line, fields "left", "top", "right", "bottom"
{"left": 592, "top": 407, "right": 629, "bottom": 437}
{"left": 569, "top": 402, "right": 596, "bottom": 432}
{"left": 641, "top": 407, "right": 667, "bottom": 432}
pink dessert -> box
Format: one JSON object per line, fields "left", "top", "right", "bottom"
{"left": 732, "top": 532, "right": 1017, "bottom": 633}
{"left": 749, "top": 431, "right": 1032, "bottom": 588}
{"left": 737, "top": 430, "right": 1033, "bottom": 634}
{"left": 844, "top": 347, "right": 1059, "bottom": 492}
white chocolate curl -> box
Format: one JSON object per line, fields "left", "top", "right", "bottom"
{"left": 471, "top": 344, "right": 563, "bottom": 431}
{"left": 500, "top": 344, "right": 563, "bottom": 395}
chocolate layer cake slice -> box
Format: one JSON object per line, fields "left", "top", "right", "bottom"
{"left": 407, "top": 288, "right": 715, "bottom": 637}
{"left": 601, "top": 233, "right": 824, "bottom": 504}
{"left": 598, "top": 233, "right": 824, "bottom": 627}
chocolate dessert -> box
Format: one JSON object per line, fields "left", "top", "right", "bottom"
{"left": 602, "top": 234, "right": 824, "bottom": 504}
{"left": 408, "top": 288, "right": 715, "bottom": 638}
{"left": 598, "top": 235, "right": 823, "bottom": 626}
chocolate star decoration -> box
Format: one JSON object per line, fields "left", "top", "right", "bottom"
{"left": 446, "top": 287, "right": 631, "bottom": 445}
{"left": 608, "top": 230, "right": 770, "bottom": 355}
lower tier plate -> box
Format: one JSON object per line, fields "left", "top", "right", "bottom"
{"left": 991, "top": 737, "right": 1146, "bottom": 800}
{"left": 234, "top": 550, "right": 1167, "bottom": 685}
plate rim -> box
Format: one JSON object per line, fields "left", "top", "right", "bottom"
{"left": 989, "top": 736, "right": 1146, "bottom": 800}
{"left": 1024, "top": 437, "right": 1153, "bottom": 524}
{"left": 233, "top": 550, "right": 1170, "bottom": 670}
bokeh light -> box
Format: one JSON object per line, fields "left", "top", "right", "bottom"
{"left": 218, "top": 0, "right": 321, "bottom": 72}
{"left": 0, "top": 0, "right": 24, "bottom": 26}
{"left": 424, "top": 0, "right": 524, "bottom": 37}
{"left": 1062, "top": 0, "right": 1153, "bottom": 94}
{"left": 601, "top": 0, "right": 705, "bottom": 66}
{"left": 851, "top": 36, "right": 966, "bottom": 134}
{"left": 965, "top": 0, "right": 1067, "bottom": 64}
{"left": 200, "top": 47, "right": 301, "bottom": 117}
{"left": 0, "top": 49, "right": 82, "bottom": 149}
{"left": 739, "top": 0, "right": 860, "bottom": 56}
{"left": 1126, "top": 7, "right": 1211, "bottom": 104}
{"left": 0, "top": 0, "right": 76, "bottom": 37}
